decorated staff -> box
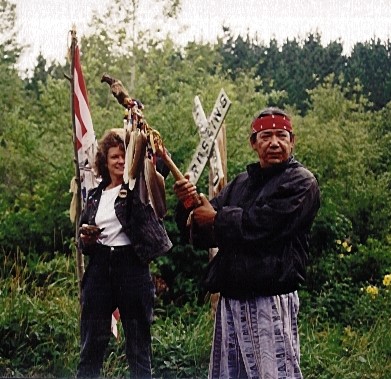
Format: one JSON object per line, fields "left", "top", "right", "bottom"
{"left": 101, "top": 74, "right": 201, "bottom": 211}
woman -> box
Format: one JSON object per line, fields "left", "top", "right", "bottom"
{"left": 76, "top": 130, "right": 172, "bottom": 379}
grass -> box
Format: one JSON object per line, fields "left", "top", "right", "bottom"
{"left": 1, "top": 252, "right": 390, "bottom": 378}
{"left": 300, "top": 317, "right": 391, "bottom": 379}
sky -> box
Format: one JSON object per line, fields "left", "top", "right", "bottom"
{"left": 15, "top": 0, "right": 391, "bottom": 74}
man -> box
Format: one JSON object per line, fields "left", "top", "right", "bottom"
{"left": 174, "top": 107, "right": 320, "bottom": 379}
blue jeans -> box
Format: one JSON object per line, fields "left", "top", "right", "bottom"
{"left": 77, "top": 245, "right": 155, "bottom": 379}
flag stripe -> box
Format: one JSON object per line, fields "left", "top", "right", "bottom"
{"left": 74, "top": 53, "right": 95, "bottom": 154}
{"left": 74, "top": 46, "right": 89, "bottom": 108}
{"left": 74, "top": 70, "right": 93, "bottom": 136}
{"left": 73, "top": 44, "right": 98, "bottom": 204}
{"left": 74, "top": 98, "right": 86, "bottom": 151}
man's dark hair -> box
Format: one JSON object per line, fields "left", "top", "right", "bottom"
{"left": 257, "top": 107, "right": 290, "bottom": 119}
{"left": 250, "top": 107, "right": 293, "bottom": 144}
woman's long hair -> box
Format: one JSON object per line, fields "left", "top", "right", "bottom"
{"left": 94, "top": 131, "right": 125, "bottom": 184}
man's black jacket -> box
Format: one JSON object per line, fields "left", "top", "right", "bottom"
{"left": 176, "top": 157, "right": 320, "bottom": 298}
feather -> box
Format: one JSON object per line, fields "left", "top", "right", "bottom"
{"left": 144, "top": 157, "right": 167, "bottom": 219}
{"left": 129, "top": 130, "right": 147, "bottom": 190}
{"left": 124, "top": 130, "right": 136, "bottom": 186}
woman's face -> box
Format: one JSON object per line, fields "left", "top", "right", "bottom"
{"left": 106, "top": 145, "right": 125, "bottom": 182}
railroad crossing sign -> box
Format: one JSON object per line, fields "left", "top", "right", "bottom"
{"left": 186, "top": 89, "right": 231, "bottom": 185}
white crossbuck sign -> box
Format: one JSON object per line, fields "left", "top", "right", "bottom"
{"left": 187, "top": 89, "right": 231, "bottom": 186}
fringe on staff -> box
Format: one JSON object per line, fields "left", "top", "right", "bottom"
{"left": 103, "top": 73, "right": 167, "bottom": 219}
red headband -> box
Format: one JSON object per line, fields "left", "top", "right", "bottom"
{"left": 251, "top": 114, "right": 292, "bottom": 134}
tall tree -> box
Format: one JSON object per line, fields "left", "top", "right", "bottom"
{"left": 276, "top": 32, "right": 345, "bottom": 113}
{"left": 256, "top": 37, "right": 282, "bottom": 93}
{"left": 85, "top": 0, "right": 182, "bottom": 93}
{"left": 0, "top": 0, "right": 27, "bottom": 195}
{"left": 345, "top": 38, "right": 391, "bottom": 110}
{"left": 24, "top": 53, "right": 66, "bottom": 97}
{"left": 0, "top": 0, "right": 22, "bottom": 65}
{"left": 217, "top": 27, "right": 264, "bottom": 80}
{"left": 297, "top": 75, "right": 390, "bottom": 244}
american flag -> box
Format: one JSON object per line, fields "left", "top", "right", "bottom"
{"left": 73, "top": 45, "right": 119, "bottom": 339}
{"left": 73, "top": 45, "right": 99, "bottom": 206}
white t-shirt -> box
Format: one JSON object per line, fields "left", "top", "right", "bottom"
{"left": 95, "top": 184, "right": 131, "bottom": 246}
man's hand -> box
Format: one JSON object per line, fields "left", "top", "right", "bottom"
{"left": 173, "top": 174, "right": 198, "bottom": 203}
{"left": 192, "top": 194, "right": 217, "bottom": 228}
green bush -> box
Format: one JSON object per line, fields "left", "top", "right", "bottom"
{"left": 151, "top": 243, "right": 209, "bottom": 306}
{"left": 1, "top": 251, "right": 391, "bottom": 378}
{"left": 100, "top": 301, "right": 213, "bottom": 379}
{"left": 152, "top": 302, "right": 213, "bottom": 378}
{"left": 0, "top": 173, "right": 74, "bottom": 256}
{"left": 300, "top": 309, "right": 391, "bottom": 379}
{"left": 0, "top": 253, "right": 80, "bottom": 377}
{"left": 303, "top": 237, "right": 391, "bottom": 326}
{"left": 348, "top": 239, "right": 391, "bottom": 283}
{"left": 309, "top": 197, "right": 353, "bottom": 257}
{"left": 0, "top": 253, "right": 214, "bottom": 378}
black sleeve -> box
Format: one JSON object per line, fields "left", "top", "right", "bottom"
{"left": 76, "top": 190, "right": 96, "bottom": 255}
{"left": 213, "top": 170, "right": 320, "bottom": 247}
{"left": 174, "top": 201, "right": 191, "bottom": 243}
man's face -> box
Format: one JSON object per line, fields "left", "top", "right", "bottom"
{"left": 251, "top": 129, "right": 295, "bottom": 168}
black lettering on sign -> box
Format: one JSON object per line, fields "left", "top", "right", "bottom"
{"left": 196, "top": 151, "right": 204, "bottom": 164}
{"left": 213, "top": 173, "right": 220, "bottom": 186}
{"left": 211, "top": 108, "right": 222, "bottom": 128}
{"left": 206, "top": 128, "right": 214, "bottom": 138}
{"left": 187, "top": 89, "right": 231, "bottom": 185}
{"left": 220, "top": 94, "right": 228, "bottom": 108}
{"left": 191, "top": 164, "right": 199, "bottom": 175}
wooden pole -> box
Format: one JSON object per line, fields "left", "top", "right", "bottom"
{"left": 208, "top": 123, "right": 227, "bottom": 315}
{"left": 69, "top": 27, "right": 85, "bottom": 300}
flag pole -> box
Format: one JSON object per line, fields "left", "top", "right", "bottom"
{"left": 68, "top": 26, "right": 85, "bottom": 299}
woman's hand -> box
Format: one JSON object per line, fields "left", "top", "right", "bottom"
{"left": 79, "top": 224, "right": 105, "bottom": 246}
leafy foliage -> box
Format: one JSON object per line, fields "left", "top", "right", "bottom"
{"left": 0, "top": 0, "right": 22, "bottom": 65}
{"left": 1, "top": 253, "right": 390, "bottom": 378}
{"left": 345, "top": 38, "right": 391, "bottom": 110}
{"left": 1, "top": 0, "right": 391, "bottom": 376}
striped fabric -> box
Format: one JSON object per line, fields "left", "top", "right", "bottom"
{"left": 73, "top": 45, "right": 99, "bottom": 206}
{"left": 209, "top": 292, "right": 302, "bottom": 379}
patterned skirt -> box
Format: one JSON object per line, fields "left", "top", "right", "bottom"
{"left": 209, "top": 292, "right": 302, "bottom": 379}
